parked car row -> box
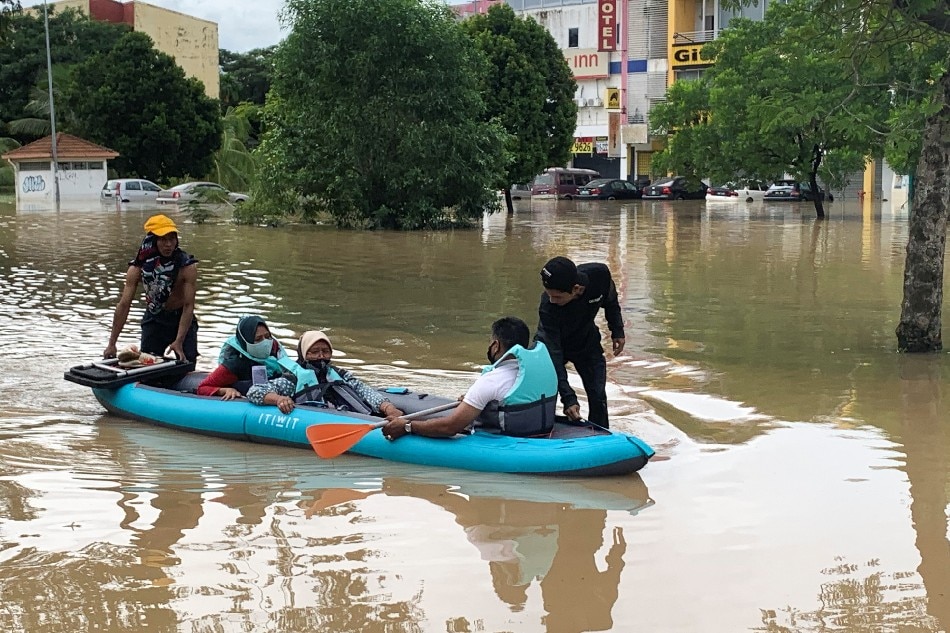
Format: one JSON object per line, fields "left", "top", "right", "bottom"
{"left": 707, "top": 179, "right": 833, "bottom": 203}
{"left": 519, "top": 171, "right": 836, "bottom": 204}
{"left": 100, "top": 179, "right": 249, "bottom": 205}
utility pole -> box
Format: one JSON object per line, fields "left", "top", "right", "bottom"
{"left": 42, "top": 0, "right": 60, "bottom": 208}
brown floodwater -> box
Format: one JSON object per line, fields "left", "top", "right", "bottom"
{"left": 0, "top": 195, "right": 947, "bottom": 632}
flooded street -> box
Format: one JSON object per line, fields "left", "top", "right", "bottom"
{"left": 0, "top": 196, "right": 947, "bottom": 632}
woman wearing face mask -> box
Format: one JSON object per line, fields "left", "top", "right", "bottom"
{"left": 246, "top": 330, "right": 404, "bottom": 417}
{"left": 196, "top": 315, "right": 316, "bottom": 400}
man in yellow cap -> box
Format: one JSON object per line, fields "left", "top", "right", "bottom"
{"left": 103, "top": 214, "right": 199, "bottom": 361}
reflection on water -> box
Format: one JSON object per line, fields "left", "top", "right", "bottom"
{"left": 0, "top": 197, "right": 948, "bottom": 631}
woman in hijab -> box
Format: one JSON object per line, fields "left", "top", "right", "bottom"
{"left": 197, "top": 315, "right": 315, "bottom": 400}
{"left": 246, "top": 330, "right": 404, "bottom": 418}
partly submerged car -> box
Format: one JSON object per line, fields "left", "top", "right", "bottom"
{"left": 642, "top": 176, "right": 708, "bottom": 200}
{"left": 156, "top": 181, "right": 249, "bottom": 205}
{"left": 705, "top": 181, "right": 770, "bottom": 203}
{"left": 763, "top": 179, "right": 829, "bottom": 202}
{"left": 576, "top": 178, "right": 643, "bottom": 201}
{"left": 100, "top": 178, "right": 163, "bottom": 203}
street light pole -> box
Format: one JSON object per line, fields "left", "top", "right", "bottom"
{"left": 42, "top": 0, "right": 60, "bottom": 207}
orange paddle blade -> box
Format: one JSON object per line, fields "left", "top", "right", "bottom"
{"left": 306, "top": 422, "right": 383, "bottom": 459}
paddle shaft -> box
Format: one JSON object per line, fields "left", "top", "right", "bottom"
{"left": 402, "top": 400, "right": 459, "bottom": 420}
{"left": 306, "top": 400, "right": 460, "bottom": 459}
{"left": 335, "top": 400, "right": 459, "bottom": 433}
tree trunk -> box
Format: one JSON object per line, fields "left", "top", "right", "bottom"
{"left": 808, "top": 146, "right": 825, "bottom": 219}
{"left": 504, "top": 187, "right": 514, "bottom": 215}
{"left": 896, "top": 68, "right": 950, "bottom": 352}
{"left": 808, "top": 173, "right": 826, "bottom": 219}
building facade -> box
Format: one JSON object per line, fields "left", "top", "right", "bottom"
{"left": 44, "top": 0, "right": 219, "bottom": 99}
{"left": 496, "top": 0, "right": 892, "bottom": 198}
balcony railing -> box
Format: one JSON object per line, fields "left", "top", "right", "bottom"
{"left": 672, "top": 30, "right": 716, "bottom": 45}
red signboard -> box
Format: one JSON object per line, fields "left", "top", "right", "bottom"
{"left": 598, "top": 0, "right": 618, "bottom": 52}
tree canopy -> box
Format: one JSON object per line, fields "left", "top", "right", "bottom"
{"left": 64, "top": 31, "right": 222, "bottom": 182}
{"left": 219, "top": 47, "right": 275, "bottom": 108}
{"left": 461, "top": 4, "right": 577, "bottom": 211}
{"left": 247, "top": 0, "right": 506, "bottom": 229}
{"left": 0, "top": 0, "right": 20, "bottom": 43}
{"left": 0, "top": 7, "right": 128, "bottom": 129}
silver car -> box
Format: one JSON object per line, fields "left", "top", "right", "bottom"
{"left": 156, "top": 181, "right": 249, "bottom": 205}
{"left": 101, "top": 178, "right": 164, "bottom": 203}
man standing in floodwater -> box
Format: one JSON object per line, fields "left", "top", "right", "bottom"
{"left": 535, "top": 256, "right": 625, "bottom": 427}
{"left": 103, "top": 214, "right": 199, "bottom": 362}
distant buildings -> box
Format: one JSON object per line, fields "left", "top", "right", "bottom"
{"left": 459, "top": 0, "right": 886, "bottom": 198}
{"left": 41, "top": 0, "right": 219, "bottom": 99}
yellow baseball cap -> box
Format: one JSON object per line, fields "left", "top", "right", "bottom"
{"left": 144, "top": 214, "right": 178, "bottom": 236}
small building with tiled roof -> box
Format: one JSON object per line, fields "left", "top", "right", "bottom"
{"left": 2, "top": 133, "right": 119, "bottom": 206}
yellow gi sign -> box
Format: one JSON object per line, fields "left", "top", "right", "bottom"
{"left": 606, "top": 88, "right": 620, "bottom": 110}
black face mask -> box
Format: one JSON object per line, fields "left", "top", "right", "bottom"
{"left": 307, "top": 359, "right": 330, "bottom": 378}
{"left": 486, "top": 342, "right": 497, "bottom": 365}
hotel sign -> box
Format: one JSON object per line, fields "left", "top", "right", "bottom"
{"left": 564, "top": 48, "right": 609, "bottom": 79}
{"left": 598, "top": 0, "right": 618, "bottom": 51}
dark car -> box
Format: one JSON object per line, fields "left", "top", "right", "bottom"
{"left": 763, "top": 179, "right": 829, "bottom": 202}
{"left": 641, "top": 176, "right": 708, "bottom": 200}
{"left": 576, "top": 178, "right": 643, "bottom": 201}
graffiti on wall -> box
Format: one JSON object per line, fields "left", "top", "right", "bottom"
{"left": 22, "top": 175, "right": 46, "bottom": 194}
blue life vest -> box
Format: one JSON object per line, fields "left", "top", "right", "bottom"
{"left": 219, "top": 337, "right": 318, "bottom": 391}
{"left": 481, "top": 342, "right": 558, "bottom": 437}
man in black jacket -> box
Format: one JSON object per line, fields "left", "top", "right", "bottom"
{"left": 535, "top": 256, "right": 625, "bottom": 427}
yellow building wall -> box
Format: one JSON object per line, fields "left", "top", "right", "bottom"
{"left": 46, "top": 0, "right": 92, "bottom": 15}
{"left": 133, "top": 3, "right": 219, "bottom": 100}
{"left": 42, "top": 1, "right": 218, "bottom": 100}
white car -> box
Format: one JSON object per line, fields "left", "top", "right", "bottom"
{"left": 156, "top": 181, "right": 249, "bottom": 205}
{"left": 101, "top": 178, "right": 164, "bottom": 203}
{"left": 705, "top": 181, "right": 770, "bottom": 203}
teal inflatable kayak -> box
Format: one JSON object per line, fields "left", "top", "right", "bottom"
{"left": 67, "top": 363, "right": 654, "bottom": 476}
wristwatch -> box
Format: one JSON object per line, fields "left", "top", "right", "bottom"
{"left": 404, "top": 421, "right": 413, "bottom": 435}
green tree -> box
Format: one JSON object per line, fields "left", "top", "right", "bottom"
{"left": 462, "top": 4, "right": 577, "bottom": 213}
{"left": 714, "top": 0, "right": 950, "bottom": 351}
{"left": 64, "top": 31, "right": 222, "bottom": 182}
{"left": 0, "top": 0, "right": 20, "bottom": 43}
{"left": 650, "top": 0, "right": 890, "bottom": 219}
{"left": 219, "top": 47, "right": 275, "bottom": 108}
{"left": 6, "top": 65, "right": 76, "bottom": 139}
{"left": 208, "top": 103, "right": 259, "bottom": 192}
{"left": 0, "top": 8, "right": 128, "bottom": 131}
{"left": 249, "top": 0, "right": 506, "bottom": 229}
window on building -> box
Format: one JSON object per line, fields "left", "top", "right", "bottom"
{"left": 19, "top": 161, "right": 49, "bottom": 171}
{"left": 675, "top": 69, "right": 706, "bottom": 82}
{"left": 568, "top": 28, "right": 579, "bottom": 48}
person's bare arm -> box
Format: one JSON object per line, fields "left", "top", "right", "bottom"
{"left": 168, "top": 264, "right": 197, "bottom": 360}
{"left": 381, "top": 402, "right": 482, "bottom": 439}
{"left": 104, "top": 266, "right": 141, "bottom": 358}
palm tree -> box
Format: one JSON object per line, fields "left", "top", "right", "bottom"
{"left": 7, "top": 66, "right": 74, "bottom": 138}
{"left": 0, "top": 130, "right": 21, "bottom": 188}
{"left": 208, "top": 103, "right": 259, "bottom": 192}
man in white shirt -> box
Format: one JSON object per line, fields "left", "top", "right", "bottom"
{"left": 382, "top": 317, "right": 554, "bottom": 439}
